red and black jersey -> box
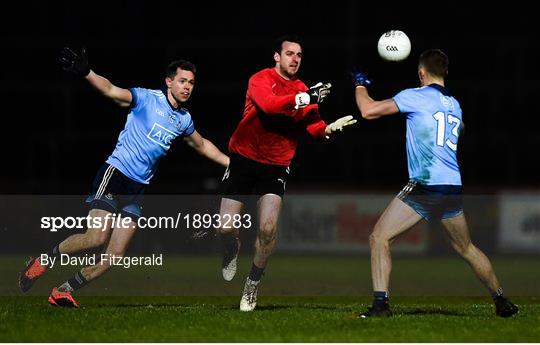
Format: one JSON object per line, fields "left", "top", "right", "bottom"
{"left": 228, "top": 68, "right": 327, "bottom": 166}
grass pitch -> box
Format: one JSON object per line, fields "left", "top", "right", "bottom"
{"left": 1, "top": 255, "right": 539, "bottom": 342}
{"left": 1, "top": 296, "right": 539, "bottom": 342}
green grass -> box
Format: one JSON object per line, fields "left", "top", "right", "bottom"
{"left": 1, "top": 296, "right": 539, "bottom": 342}
{"left": 1, "top": 255, "right": 539, "bottom": 342}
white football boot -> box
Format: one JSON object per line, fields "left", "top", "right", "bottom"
{"left": 222, "top": 238, "right": 240, "bottom": 281}
{"left": 239, "top": 277, "right": 259, "bottom": 312}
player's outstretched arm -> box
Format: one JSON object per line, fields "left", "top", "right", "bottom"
{"left": 85, "top": 71, "right": 132, "bottom": 107}
{"left": 355, "top": 87, "right": 399, "bottom": 120}
{"left": 59, "top": 47, "right": 132, "bottom": 107}
{"left": 351, "top": 70, "right": 399, "bottom": 120}
{"left": 183, "top": 131, "right": 230, "bottom": 167}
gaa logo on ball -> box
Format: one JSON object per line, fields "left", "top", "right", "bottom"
{"left": 377, "top": 30, "right": 411, "bottom": 62}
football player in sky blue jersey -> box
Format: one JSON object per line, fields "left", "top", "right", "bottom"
{"left": 19, "top": 47, "right": 229, "bottom": 307}
{"left": 352, "top": 49, "right": 517, "bottom": 318}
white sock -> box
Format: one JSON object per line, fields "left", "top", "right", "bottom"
{"left": 58, "top": 282, "right": 74, "bottom": 292}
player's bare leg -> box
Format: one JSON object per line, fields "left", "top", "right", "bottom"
{"left": 240, "top": 194, "right": 282, "bottom": 312}
{"left": 360, "top": 198, "right": 422, "bottom": 317}
{"left": 442, "top": 213, "right": 518, "bottom": 317}
{"left": 80, "top": 219, "right": 137, "bottom": 281}
{"left": 253, "top": 194, "right": 282, "bottom": 268}
{"left": 442, "top": 214, "right": 500, "bottom": 291}
{"left": 370, "top": 198, "right": 422, "bottom": 292}
{"left": 49, "top": 218, "right": 137, "bottom": 307}
{"left": 19, "top": 209, "right": 114, "bottom": 293}
{"left": 217, "top": 197, "right": 244, "bottom": 281}
{"left": 59, "top": 209, "right": 114, "bottom": 254}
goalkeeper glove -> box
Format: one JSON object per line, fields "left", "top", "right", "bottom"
{"left": 295, "top": 82, "right": 332, "bottom": 109}
{"left": 351, "top": 69, "right": 372, "bottom": 88}
{"left": 58, "top": 47, "right": 91, "bottom": 77}
{"left": 325, "top": 115, "right": 357, "bottom": 138}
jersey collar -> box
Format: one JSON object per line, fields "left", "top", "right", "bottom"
{"left": 161, "top": 86, "right": 180, "bottom": 111}
{"left": 427, "top": 83, "right": 451, "bottom": 97}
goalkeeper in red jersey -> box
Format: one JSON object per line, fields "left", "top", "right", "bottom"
{"left": 217, "top": 34, "right": 356, "bottom": 311}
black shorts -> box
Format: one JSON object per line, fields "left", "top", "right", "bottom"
{"left": 220, "top": 153, "right": 290, "bottom": 202}
{"left": 397, "top": 180, "right": 463, "bottom": 221}
{"left": 85, "top": 163, "right": 146, "bottom": 219}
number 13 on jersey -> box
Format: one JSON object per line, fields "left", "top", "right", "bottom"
{"left": 433, "top": 111, "right": 461, "bottom": 151}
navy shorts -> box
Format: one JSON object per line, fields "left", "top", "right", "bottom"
{"left": 397, "top": 180, "right": 463, "bottom": 221}
{"left": 220, "top": 153, "right": 290, "bottom": 202}
{"left": 85, "top": 163, "right": 146, "bottom": 219}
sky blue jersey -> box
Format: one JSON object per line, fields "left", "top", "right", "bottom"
{"left": 106, "top": 88, "right": 195, "bottom": 184}
{"left": 393, "top": 84, "right": 462, "bottom": 185}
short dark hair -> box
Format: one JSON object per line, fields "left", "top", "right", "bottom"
{"left": 419, "top": 49, "right": 449, "bottom": 78}
{"left": 273, "top": 34, "right": 303, "bottom": 54}
{"left": 166, "top": 60, "right": 196, "bottom": 79}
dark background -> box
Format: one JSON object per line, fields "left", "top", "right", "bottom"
{"left": 1, "top": 2, "right": 538, "bottom": 195}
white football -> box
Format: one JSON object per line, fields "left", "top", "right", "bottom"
{"left": 377, "top": 30, "right": 411, "bottom": 62}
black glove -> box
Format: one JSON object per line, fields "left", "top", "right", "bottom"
{"left": 307, "top": 82, "right": 332, "bottom": 104}
{"left": 58, "top": 47, "right": 91, "bottom": 77}
{"left": 295, "top": 82, "right": 332, "bottom": 109}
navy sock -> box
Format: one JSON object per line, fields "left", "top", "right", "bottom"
{"left": 46, "top": 244, "right": 61, "bottom": 259}
{"left": 223, "top": 236, "right": 238, "bottom": 254}
{"left": 248, "top": 263, "right": 265, "bottom": 282}
{"left": 65, "top": 270, "right": 89, "bottom": 292}
{"left": 373, "top": 291, "right": 389, "bottom": 306}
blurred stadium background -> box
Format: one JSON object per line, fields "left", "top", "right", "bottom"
{"left": 0, "top": 1, "right": 538, "bottom": 297}
{"left": 1, "top": 193, "right": 539, "bottom": 297}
